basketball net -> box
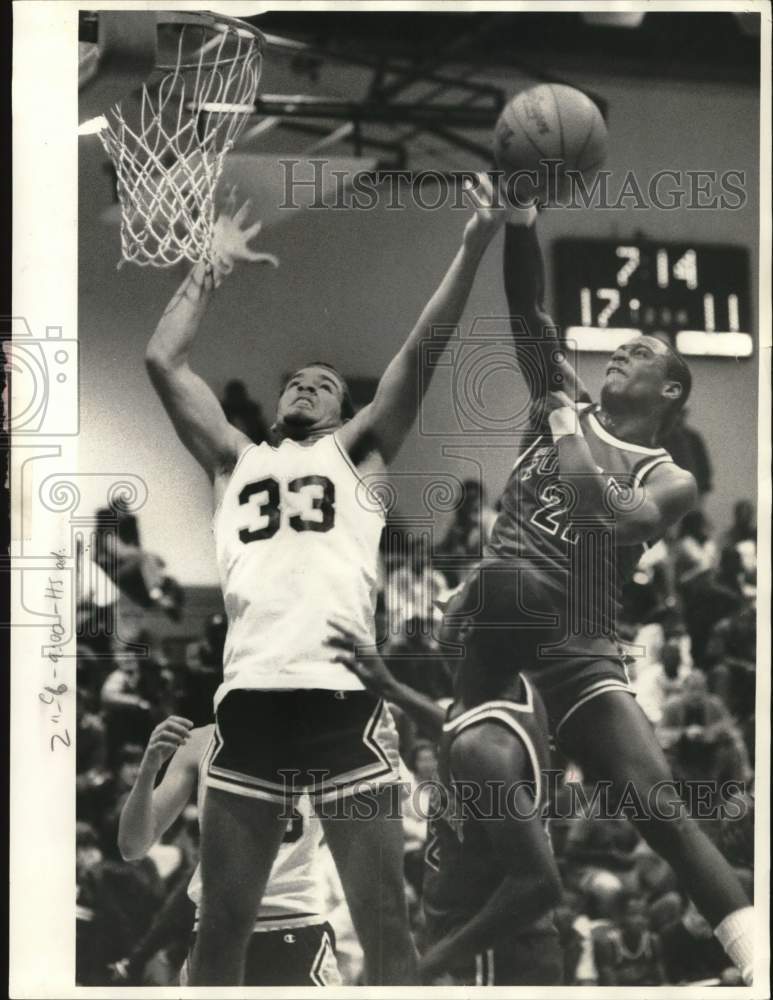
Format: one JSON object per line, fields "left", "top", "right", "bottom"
{"left": 96, "top": 19, "right": 263, "bottom": 268}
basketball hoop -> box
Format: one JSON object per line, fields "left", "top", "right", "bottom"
{"left": 95, "top": 12, "right": 265, "bottom": 268}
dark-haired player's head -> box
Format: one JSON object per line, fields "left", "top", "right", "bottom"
{"left": 274, "top": 363, "right": 354, "bottom": 439}
{"left": 600, "top": 335, "right": 692, "bottom": 440}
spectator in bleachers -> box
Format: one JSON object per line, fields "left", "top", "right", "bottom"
{"left": 718, "top": 503, "right": 757, "bottom": 599}
{"left": 100, "top": 660, "right": 152, "bottom": 767}
{"left": 674, "top": 511, "right": 742, "bottom": 666}
{"left": 386, "top": 536, "right": 448, "bottom": 635}
{"left": 721, "top": 499, "right": 756, "bottom": 550}
{"left": 92, "top": 507, "right": 184, "bottom": 621}
{"left": 593, "top": 893, "right": 666, "bottom": 985}
{"left": 628, "top": 626, "right": 689, "bottom": 725}
{"left": 657, "top": 671, "right": 752, "bottom": 796}
{"left": 565, "top": 816, "right": 641, "bottom": 895}
{"left": 437, "top": 479, "right": 497, "bottom": 587}
{"left": 76, "top": 818, "right": 165, "bottom": 985}
{"left": 571, "top": 871, "right": 623, "bottom": 986}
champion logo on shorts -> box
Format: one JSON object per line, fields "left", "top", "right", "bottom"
{"left": 283, "top": 933, "right": 296, "bottom": 944}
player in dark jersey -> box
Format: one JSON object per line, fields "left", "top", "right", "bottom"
{"left": 440, "top": 204, "right": 753, "bottom": 983}
{"left": 327, "top": 622, "right": 563, "bottom": 986}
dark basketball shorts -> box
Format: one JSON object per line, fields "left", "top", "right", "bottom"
{"left": 442, "top": 558, "right": 634, "bottom": 739}
{"left": 181, "top": 922, "right": 341, "bottom": 986}
{"left": 444, "top": 930, "right": 564, "bottom": 986}
{"left": 207, "top": 689, "right": 401, "bottom": 803}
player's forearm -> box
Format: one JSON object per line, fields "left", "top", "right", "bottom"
{"left": 419, "top": 872, "right": 560, "bottom": 980}
{"left": 420, "top": 226, "right": 494, "bottom": 341}
{"left": 146, "top": 262, "right": 214, "bottom": 370}
{"left": 503, "top": 217, "right": 546, "bottom": 325}
{"left": 117, "top": 760, "right": 162, "bottom": 860}
{"left": 504, "top": 222, "right": 575, "bottom": 398}
{"left": 552, "top": 419, "right": 657, "bottom": 543}
{"left": 380, "top": 675, "right": 445, "bottom": 741}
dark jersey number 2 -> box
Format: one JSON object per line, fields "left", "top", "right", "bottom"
{"left": 238, "top": 475, "right": 335, "bottom": 543}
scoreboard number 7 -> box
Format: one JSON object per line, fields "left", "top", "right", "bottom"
{"left": 555, "top": 238, "right": 752, "bottom": 357}
{"left": 615, "top": 246, "right": 640, "bottom": 287}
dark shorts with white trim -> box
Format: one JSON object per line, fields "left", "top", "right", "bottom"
{"left": 439, "top": 930, "right": 563, "bottom": 986}
{"left": 207, "top": 689, "right": 401, "bottom": 803}
{"left": 442, "top": 558, "right": 634, "bottom": 741}
{"left": 181, "top": 922, "right": 341, "bottom": 986}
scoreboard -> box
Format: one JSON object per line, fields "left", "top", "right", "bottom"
{"left": 553, "top": 239, "right": 753, "bottom": 357}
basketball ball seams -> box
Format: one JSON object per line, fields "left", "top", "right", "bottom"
{"left": 573, "top": 111, "right": 597, "bottom": 172}
{"left": 510, "top": 99, "right": 552, "bottom": 163}
{"left": 494, "top": 83, "right": 608, "bottom": 198}
{"left": 549, "top": 84, "right": 566, "bottom": 165}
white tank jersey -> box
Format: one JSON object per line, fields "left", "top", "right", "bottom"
{"left": 189, "top": 730, "right": 325, "bottom": 929}
{"left": 213, "top": 433, "right": 385, "bottom": 702}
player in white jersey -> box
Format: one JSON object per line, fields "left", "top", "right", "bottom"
{"left": 145, "top": 178, "right": 506, "bottom": 984}
{"left": 118, "top": 716, "right": 341, "bottom": 986}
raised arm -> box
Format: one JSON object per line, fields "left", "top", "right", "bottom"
{"left": 145, "top": 196, "right": 278, "bottom": 479}
{"left": 117, "top": 716, "right": 198, "bottom": 861}
{"left": 503, "top": 212, "right": 590, "bottom": 408}
{"left": 338, "top": 175, "right": 506, "bottom": 465}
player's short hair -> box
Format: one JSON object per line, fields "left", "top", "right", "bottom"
{"left": 654, "top": 336, "right": 692, "bottom": 437}
{"left": 282, "top": 362, "right": 355, "bottom": 420}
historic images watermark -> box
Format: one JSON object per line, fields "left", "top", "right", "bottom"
{"left": 272, "top": 771, "right": 753, "bottom": 825}
{"left": 279, "top": 159, "right": 748, "bottom": 212}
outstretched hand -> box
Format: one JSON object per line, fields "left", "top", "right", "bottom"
{"left": 210, "top": 187, "right": 279, "bottom": 286}
{"left": 142, "top": 715, "right": 194, "bottom": 772}
{"left": 463, "top": 172, "right": 507, "bottom": 247}
{"left": 326, "top": 620, "right": 396, "bottom": 696}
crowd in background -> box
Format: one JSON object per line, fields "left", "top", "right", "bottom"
{"left": 74, "top": 406, "right": 758, "bottom": 985}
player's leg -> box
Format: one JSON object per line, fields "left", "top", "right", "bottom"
{"left": 188, "top": 786, "right": 288, "bottom": 984}
{"left": 558, "top": 688, "right": 753, "bottom": 979}
{"left": 318, "top": 788, "right": 418, "bottom": 985}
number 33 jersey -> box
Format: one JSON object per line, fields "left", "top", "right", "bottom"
{"left": 213, "top": 433, "right": 385, "bottom": 702}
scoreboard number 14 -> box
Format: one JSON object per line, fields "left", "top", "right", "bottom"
{"left": 554, "top": 238, "right": 752, "bottom": 357}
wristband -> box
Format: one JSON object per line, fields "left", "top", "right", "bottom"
{"left": 505, "top": 202, "right": 538, "bottom": 227}
{"left": 548, "top": 406, "right": 582, "bottom": 441}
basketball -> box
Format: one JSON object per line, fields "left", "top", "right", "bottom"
{"left": 493, "top": 83, "right": 608, "bottom": 202}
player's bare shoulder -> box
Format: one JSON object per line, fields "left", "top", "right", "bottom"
{"left": 450, "top": 719, "right": 528, "bottom": 783}
{"left": 646, "top": 460, "right": 698, "bottom": 526}
{"left": 334, "top": 413, "right": 387, "bottom": 477}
